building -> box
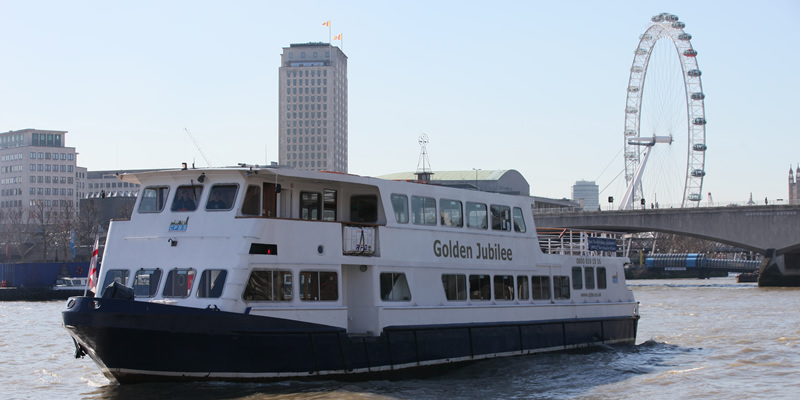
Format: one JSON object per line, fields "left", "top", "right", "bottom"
{"left": 84, "top": 169, "right": 152, "bottom": 199}
{"left": 790, "top": 165, "right": 800, "bottom": 204}
{"left": 0, "top": 129, "right": 80, "bottom": 215}
{"left": 571, "top": 180, "right": 599, "bottom": 211}
{"left": 377, "top": 170, "right": 530, "bottom": 196}
{"left": 278, "top": 43, "right": 348, "bottom": 173}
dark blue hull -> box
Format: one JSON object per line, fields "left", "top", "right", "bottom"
{"left": 62, "top": 297, "right": 639, "bottom": 384}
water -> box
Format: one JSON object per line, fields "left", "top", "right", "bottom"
{"left": 2, "top": 276, "right": 799, "bottom": 399}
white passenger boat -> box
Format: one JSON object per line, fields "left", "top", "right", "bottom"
{"left": 62, "top": 165, "right": 639, "bottom": 383}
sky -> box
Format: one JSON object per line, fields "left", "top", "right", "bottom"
{"left": 1, "top": 0, "right": 798, "bottom": 205}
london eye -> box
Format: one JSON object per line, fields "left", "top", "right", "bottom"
{"left": 621, "top": 12, "right": 707, "bottom": 209}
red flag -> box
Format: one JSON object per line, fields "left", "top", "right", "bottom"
{"left": 333, "top": 34, "right": 342, "bottom": 41}
{"left": 87, "top": 236, "right": 100, "bottom": 294}
{"left": 322, "top": 20, "right": 330, "bottom": 27}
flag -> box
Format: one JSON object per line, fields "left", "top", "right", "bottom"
{"left": 86, "top": 236, "right": 100, "bottom": 295}
{"left": 333, "top": 34, "right": 342, "bottom": 40}
{"left": 322, "top": 20, "right": 330, "bottom": 27}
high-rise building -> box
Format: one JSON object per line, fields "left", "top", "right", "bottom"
{"left": 0, "top": 129, "right": 80, "bottom": 215}
{"left": 278, "top": 42, "right": 348, "bottom": 172}
{"left": 572, "top": 180, "right": 599, "bottom": 211}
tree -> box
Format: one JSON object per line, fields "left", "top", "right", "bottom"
{"left": 3, "top": 206, "right": 37, "bottom": 262}
{"left": 76, "top": 200, "right": 103, "bottom": 261}
{"left": 52, "top": 200, "right": 78, "bottom": 262}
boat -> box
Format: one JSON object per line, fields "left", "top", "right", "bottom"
{"left": 62, "top": 165, "right": 639, "bottom": 384}
{"left": 50, "top": 277, "right": 89, "bottom": 299}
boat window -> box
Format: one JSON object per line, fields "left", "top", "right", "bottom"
{"left": 350, "top": 194, "right": 378, "bottom": 223}
{"left": 441, "top": 274, "right": 467, "bottom": 301}
{"left": 301, "top": 191, "right": 322, "bottom": 220}
{"left": 584, "top": 267, "right": 595, "bottom": 290}
{"left": 163, "top": 268, "right": 196, "bottom": 298}
{"left": 380, "top": 272, "right": 411, "bottom": 301}
{"left": 241, "top": 185, "right": 261, "bottom": 216}
{"left": 197, "top": 269, "right": 227, "bottom": 298}
{"left": 597, "top": 267, "right": 607, "bottom": 289}
{"left": 494, "top": 275, "right": 514, "bottom": 300}
{"left": 390, "top": 194, "right": 409, "bottom": 224}
{"left": 206, "top": 184, "right": 237, "bottom": 211}
{"left": 171, "top": 185, "right": 203, "bottom": 212}
{"left": 440, "top": 199, "right": 463, "bottom": 227}
{"left": 469, "top": 274, "right": 491, "bottom": 300}
{"left": 323, "top": 189, "right": 337, "bottom": 221}
{"left": 100, "top": 269, "right": 129, "bottom": 296}
{"left": 572, "top": 267, "right": 583, "bottom": 290}
{"left": 553, "top": 276, "right": 570, "bottom": 299}
{"left": 512, "top": 207, "right": 527, "bottom": 233}
{"left": 490, "top": 205, "right": 511, "bottom": 231}
{"left": 466, "top": 202, "right": 487, "bottom": 229}
{"left": 411, "top": 196, "right": 436, "bottom": 225}
{"left": 299, "top": 271, "right": 338, "bottom": 301}
{"left": 138, "top": 186, "right": 169, "bottom": 213}
{"left": 133, "top": 268, "right": 162, "bottom": 297}
{"left": 242, "top": 270, "right": 293, "bottom": 301}
{"left": 531, "top": 275, "right": 551, "bottom": 300}
{"left": 517, "top": 275, "right": 529, "bottom": 300}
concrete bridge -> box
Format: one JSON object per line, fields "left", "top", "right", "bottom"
{"left": 533, "top": 204, "right": 800, "bottom": 286}
{"left": 533, "top": 204, "right": 800, "bottom": 254}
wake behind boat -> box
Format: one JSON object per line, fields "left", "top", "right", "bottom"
{"left": 62, "top": 165, "right": 639, "bottom": 383}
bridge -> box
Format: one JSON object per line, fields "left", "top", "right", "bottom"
{"left": 533, "top": 204, "right": 800, "bottom": 286}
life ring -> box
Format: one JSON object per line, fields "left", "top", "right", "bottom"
{"left": 76, "top": 267, "right": 83, "bottom": 275}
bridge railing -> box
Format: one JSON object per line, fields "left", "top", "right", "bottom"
{"left": 536, "top": 228, "right": 628, "bottom": 258}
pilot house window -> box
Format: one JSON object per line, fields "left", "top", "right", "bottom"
{"left": 138, "top": 186, "right": 169, "bottom": 213}
{"left": 171, "top": 185, "right": 203, "bottom": 212}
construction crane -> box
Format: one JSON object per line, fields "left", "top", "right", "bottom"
{"left": 184, "top": 128, "right": 214, "bottom": 167}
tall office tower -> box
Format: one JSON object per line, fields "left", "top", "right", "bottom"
{"left": 572, "top": 180, "right": 599, "bottom": 211}
{"left": 0, "top": 129, "right": 79, "bottom": 216}
{"left": 279, "top": 43, "right": 348, "bottom": 172}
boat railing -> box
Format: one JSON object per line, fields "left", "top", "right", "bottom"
{"left": 536, "top": 228, "right": 628, "bottom": 257}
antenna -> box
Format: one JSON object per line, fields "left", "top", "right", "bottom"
{"left": 415, "top": 133, "right": 433, "bottom": 183}
{"left": 184, "top": 128, "right": 214, "bottom": 167}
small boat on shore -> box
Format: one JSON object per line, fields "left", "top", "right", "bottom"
{"left": 63, "top": 165, "right": 639, "bottom": 383}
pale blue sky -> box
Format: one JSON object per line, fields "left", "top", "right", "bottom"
{"left": 1, "top": 1, "right": 798, "bottom": 205}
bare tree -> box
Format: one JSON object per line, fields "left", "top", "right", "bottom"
{"left": 52, "top": 200, "right": 78, "bottom": 262}
{"left": 76, "top": 200, "right": 103, "bottom": 261}
{"left": 3, "top": 206, "right": 36, "bottom": 262}
{"left": 654, "top": 233, "right": 718, "bottom": 254}
{"left": 28, "top": 200, "right": 57, "bottom": 262}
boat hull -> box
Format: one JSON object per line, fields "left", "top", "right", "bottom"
{"left": 63, "top": 296, "right": 638, "bottom": 384}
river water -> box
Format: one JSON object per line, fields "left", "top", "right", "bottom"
{"left": 2, "top": 275, "right": 798, "bottom": 399}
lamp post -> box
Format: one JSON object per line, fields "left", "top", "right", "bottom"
{"left": 472, "top": 168, "right": 481, "bottom": 191}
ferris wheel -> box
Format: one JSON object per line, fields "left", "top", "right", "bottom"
{"left": 621, "top": 12, "right": 707, "bottom": 209}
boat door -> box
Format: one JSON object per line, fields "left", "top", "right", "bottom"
{"left": 279, "top": 188, "right": 292, "bottom": 218}
{"left": 263, "top": 183, "right": 277, "bottom": 218}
